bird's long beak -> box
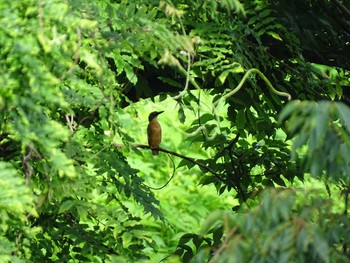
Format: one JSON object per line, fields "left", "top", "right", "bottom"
{"left": 157, "top": 111, "right": 164, "bottom": 115}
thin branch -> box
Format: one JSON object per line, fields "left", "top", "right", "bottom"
{"left": 65, "top": 115, "right": 75, "bottom": 131}
{"left": 343, "top": 188, "right": 349, "bottom": 253}
{"left": 22, "top": 150, "right": 33, "bottom": 185}
{"left": 209, "top": 226, "right": 238, "bottom": 263}
{"left": 197, "top": 91, "right": 206, "bottom": 141}
{"left": 37, "top": 0, "right": 45, "bottom": 40}
{"left": 0, "top": 132, "right": 9, "bottom": 141}
{"left": 22, "top": 144, "right": 43, "bottom": 185}
{"left": 333, "top": 0, "right": 350, "bottom": 19}
{"left": 65, "top": 28, "right": 82, "bottom": 76}
{"left": 221, "top": 132, "right": 241, "bottom": 154}
{"left": 244, "top": 38, "right": 300, "bottom": 74}
{"left": 319, "top": 0, "right": 350, "bottom": 36}
{"left": 226, "top": 133, "right": 248, "bottom": 205}
{"left": 343, "top": 188, "right": 349, "bottom": 216}
{"left": 115, "top": 143, "right": 226, "bottom": 183}
{"left": 218, "top": 133, "right": 249, "bottom": 205}
{"left": 72, "top": 100, "right": 105, "bottom": 133}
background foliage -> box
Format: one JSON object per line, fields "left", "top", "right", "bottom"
{"left": 1, "top": 0, "right": 350, "bottom": 262}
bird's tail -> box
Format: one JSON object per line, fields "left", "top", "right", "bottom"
{"left": 152, "top": 149, "right": 159, "bottom": 155}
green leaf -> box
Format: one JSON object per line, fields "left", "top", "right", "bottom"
{"left": 216, "top": 70, "right": 230, "bottom": 86}
{"left": 272, "top": 176, "right": 286, "bottom": 187}
{"left": 177, "top": 159, "right": 195, "bottom": 169}
{"left": 336, "top": 102, "right": 350, "bottom": 134}
{"left": 58, "top": 200, "right": 75, "bottom": 214}
{"left": 199, "top": 113, "right": 215, "bottom": 124}
{"left": 200, "top": 211, "right": 225, "bottom": 235}
{"left": 278, "top": 101, "right": 301, "bottom": 123}
{"left": 178, "top": 106, "right": 186, "bottom": 124}
{"left": 158, "top": 77, "right": 182, "bottom": 88}
{"left": 236, "top": 109, "right": 246, "bottom": 129}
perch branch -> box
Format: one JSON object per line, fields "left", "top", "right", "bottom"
{"left": 114, "top": 143, "right": 226, "bottom": 183}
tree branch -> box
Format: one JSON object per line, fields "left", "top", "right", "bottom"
{"left": 209, "top": 226, "right": 238, "bottom": 263}
{"left": 115, "top": 143, "right": 226, "bottom": 183}
{"left": 333, "top": 0, "right": 350, "bottom": 19}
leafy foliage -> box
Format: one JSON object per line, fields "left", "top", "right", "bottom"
{"left": 1, "top": 0, "right": 350, "bottom": 262}
{"left": 1, "top": 0, "right": 165, "bottom": 261}
{"left": 176, "top": 189, "right": 349, "bottom": 263}
{"left": 0, "top": 162, "right": 37, "bottom": 261}
{"left": 280, "top": 101, "right": 350, "bottom": 183}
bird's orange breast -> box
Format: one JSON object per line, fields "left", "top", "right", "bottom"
{"left": 147, "top": 119, "right": 162, "bottom": 148}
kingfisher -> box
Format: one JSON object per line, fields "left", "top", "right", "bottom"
{"left": 147, "top": 111, "right": 164, "bottom": 155}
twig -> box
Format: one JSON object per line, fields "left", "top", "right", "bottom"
{"left": 22, "top": 150, "right": 33, "bottom": 185}
{"left": 221, "top": 132, "right": 241, "bottom": 153}
{"left": 334, "top": 0, "right": 350, "bottom": 18}
{"left": 209, "top": 226, "right": 237, "bottom": 263}
{"left": 244, "top": 38, "right": 299, "bottom": 74}
{"left": 0, "top": 132, "right": 9, "bottom": 141}
{"left": 37, "top": 0, "right": 45, "bottom": 40}
{"left": 342, "top": 187, "right": 349, "bottom": 253}
{"left": 115, "top": 143, "right": 226, "bottom": 183}
{"left": 65, "top": 28, "right": 82, "bottom": 76}
{"left": 225, "top": 133, "right": 248, "bottom": 205}
{"left": 65, "top": 115, "right": 75, "bottom": 131}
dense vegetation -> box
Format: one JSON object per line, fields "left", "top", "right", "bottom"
{"left": 1, "top": 0, "right": 350, "bottom": 262}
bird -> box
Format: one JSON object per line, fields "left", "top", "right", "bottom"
{"left": 147, "top": 111, "right": 164, "bottom": 155}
